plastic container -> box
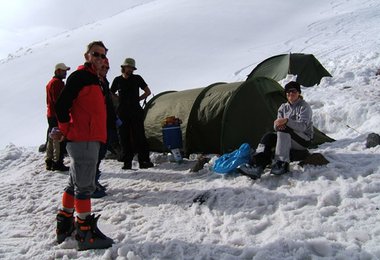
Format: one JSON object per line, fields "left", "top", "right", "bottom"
{"left": 162, "top": 125, "right": 183, "bottom": 149}
{"left": 162, "top": 116, "right": 183, "bottom": 163}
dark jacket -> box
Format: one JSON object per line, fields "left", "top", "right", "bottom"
{"left": 55, "top": 64, "right": 107, "bottom": 143}
{"left": 101, "top": 77, "right": 117, "bottom": 131}
{"left": 110, "top": 74, "right": 147, "bottom": 120}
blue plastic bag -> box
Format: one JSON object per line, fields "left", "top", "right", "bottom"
{"left": 213, "top": 143, "right": 251, "bottom": 174}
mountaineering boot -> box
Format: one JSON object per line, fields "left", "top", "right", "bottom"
{"left": 52, "top": 161, "right": 70, "bottom": 171}
{"left": 139, "top": 161, "right": 154, "bottom": 169}
{"left": 95, "top": 181, "right": 107, "bottom": 191}
{"left": 237, "top": 163, "right": 263, "bottom": 180}
{"left": 270, "top": 160, "right": 289, "bottom": 175}
{"left": 75, "top": 214, "right": 114, "bottom": 250}
{"left": 56, "top": 210, "right": 75, "bottom": 244}
{"left": 45, "top": 159, "right": 53, "bottom": 171}
{"left": 122, "top": 161, "right": 132, "bottom": 170}
{"left": 91, "top": 184, "right": 107, "bottom": 199}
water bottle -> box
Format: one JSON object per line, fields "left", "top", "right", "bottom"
{"left": 171, "top": 148, "right": 183, "bottom": 163}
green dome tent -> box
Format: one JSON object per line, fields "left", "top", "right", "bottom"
{"left": 246, "top": 53, "right": 332, "bottom": 87}
{"left": 144, "top": 77, "right": 333, "bottom": 155}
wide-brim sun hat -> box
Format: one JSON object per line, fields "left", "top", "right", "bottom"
{"left": 121, "top": 58, "right": 136, "bottom": 70}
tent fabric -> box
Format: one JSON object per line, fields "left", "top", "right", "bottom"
{"left": 144, "top": 77, "right": 334, "bottom": 155}
{"left": 247, "top": 53, "right": 332, "bottom": 87}
{"left": 143, "top": 88, "right": 202, "bottom": 152}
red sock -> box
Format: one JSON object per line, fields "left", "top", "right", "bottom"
{"left": 75, "top": 198, "right": 91, "bottom": 217}
{"left": 62, "top": 191, "right": 74, "bottom": 210}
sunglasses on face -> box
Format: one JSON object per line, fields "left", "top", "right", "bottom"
{"left": 90, "top": 51, "right": 107, "bottom": 59}
{"left": 286, "top": 89, "right": 298, "bottom": 94}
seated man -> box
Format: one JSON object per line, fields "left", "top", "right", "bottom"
{"left": 238, "top": 81, "right": 313, "bottom": 179}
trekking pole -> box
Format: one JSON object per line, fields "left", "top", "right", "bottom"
{"left": 345, "top": 124, "right": 362, "bottom": 135}
{"left": 326, "top": 114, "right": 363, "bottom": 135}
{"left": 142, "top": 93, "right": 155, "bottom": 109}
{"left": 142, "top": 98, "right": 147, "bottom": 109}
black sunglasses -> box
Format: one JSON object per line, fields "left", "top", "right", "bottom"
{"left": 286, "top": 88, "right": 298, "bottom": 94}
{"left": 90, "top": 51, "right": 107, "bottom": 59}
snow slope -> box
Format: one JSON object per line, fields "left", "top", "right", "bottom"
{"left": 0, "top": 0, "right": 380, "bottom": 259}
{"left": 1, "top": 0, "right": 379, "bottom": 148}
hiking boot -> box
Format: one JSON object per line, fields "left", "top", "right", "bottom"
{"left": 237, "top": 163, "right": 263, "bottom": 180}
{"left": 91, "top": 186, "right": 107, "bottom": 199}
{"left": 122, "top": 162, "right": 132, "bottom": 170}
{"left": 46, "top": 159, "right": 53, "bottom": 171}
{"left": 139, "top": 161, "right": 154, "bottom": 169}
{"left": 95, "top": 181, "right": 107, "bottom": 191}
{"left": 270, "top": 160, "right": 289, "bottom": 175}
{"left": 56, "top": 210, "right": 75, "bottom": 244}
{"left": 52, "top": 161, "right": 70, "bottom": 172}
{"left": 75, "top": 214, "right": 114, "bottom": 251}
{"left": 39, "top": 143, "right": 47, "bottom": 153}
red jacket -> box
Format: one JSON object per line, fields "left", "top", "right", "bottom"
{"left": 46, "top": 76, "right": 64, "bottom": 118}
{"left": 55, "top": 64, "right": 107, "bottom": 143}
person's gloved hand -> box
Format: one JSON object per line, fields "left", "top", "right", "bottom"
{"left": 49, "top": 127, "right": 65, "bottom": 142}
{"left": 116, "top": 118, "right": 123, "bottom": 127}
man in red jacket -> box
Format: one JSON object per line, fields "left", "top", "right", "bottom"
{"left": 54, "top": 41, "right": 113, "bottom": 250}
{"left": 45, "top": 63, "right": 70, "bottom": 171}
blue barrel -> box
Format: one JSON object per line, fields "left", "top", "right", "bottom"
{"left": 162, "top": 125, "right": 183, "bottom": 149}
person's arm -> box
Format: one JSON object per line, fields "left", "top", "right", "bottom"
{"left": 274, "top": 104, "right": 287, "bottom": 130}
{"left": 55, "top": 71, "right": 82, "bottom": 136}
{"left": 137, "top": 75, "right": 151, "bottom": 101}
{"left": 286, "top": 103, "right": 313, "bottom": 132}
{"left": 274, "top": 118, "right": 288, "bottom": 130}
{"left": 139, "top": 86, "right": 151, "bottom": 101}
{"left": 110, "top": 77, "right": 119, "bottom": 95}
{"left": 51, "top": 80, "right": 65, "bottom": 105}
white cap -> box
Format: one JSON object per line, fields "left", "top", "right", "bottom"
{"left": 55, "top": 63, "right": 70, "bottom": 71}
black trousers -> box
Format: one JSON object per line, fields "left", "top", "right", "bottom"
{"left": 252, "top": 131, "right": 310, "bottom": 168}
{"left": 119, "top": 117, "right": 150, "bottom": 164}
